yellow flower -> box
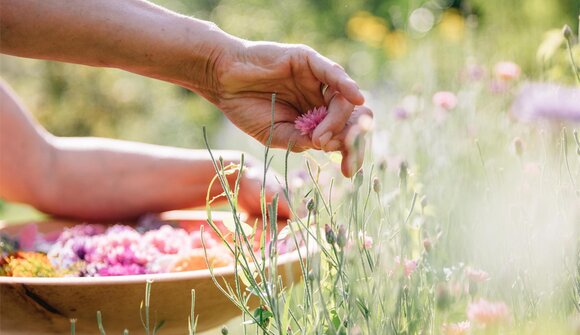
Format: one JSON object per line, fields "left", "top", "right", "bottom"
{"left": 383, "top": 31, "right": 408, "bottom": 58}
{"left": 347, "top": 11, "right": 388, "bottom": 47}
{"left": 438, "top": 9, "right": 465, "bottom": 42}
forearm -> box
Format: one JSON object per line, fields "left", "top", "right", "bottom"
{"left": 41, "top": 139, "right": 244, "bottom": 220}
{"left": 0, "top": 0, "right": 239, "bottom": 100}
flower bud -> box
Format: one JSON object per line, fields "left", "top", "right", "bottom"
{"left": 306, "top": 198, "right": 315, "bottom": 212}
{"left": 372, "top": 177, "right": 381, "bottom": 193}
{"left": 563, "top": 24, "right": 573, "bottom": 40}
{"left": 336, "top": 225, "right": 347, "bottom": 248}
{"left": 420, "top": 195, "right": 428, "bottom": 208}
{"left": 399, "top": 161, "right": 408, "bottom": 181}
{"left": 324, "top": 224, "right": 336, "bottom": 244}
{"left": 423, "top": 238, "right": 432, "bottom": 253}
{"left": 512, "top": 137, "right": 524, "bottom": 156}
{"left": 378, "top": 159, "right": 388, "bottom": 171}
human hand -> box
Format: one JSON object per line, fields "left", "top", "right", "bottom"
{"left": 205, "top": 40, "right": 372, "bottom": 177}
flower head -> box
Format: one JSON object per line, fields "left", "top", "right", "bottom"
{"left": 359, "top": 232, "right": 373, "bottom": 249}
{"left": 441, "top": 321, "right": 471, "bottom": 335}
{"left": 433, "top": 91, "right": 458, "bottom": 111}
{"left": 395, "top": 256, "right": 418, "bottom": 277}
{"left": 511, "top": 82, "right": 580, "bottom": 122}
{"left": 467, "top": 299, "right": 510, "bottom": 326}
{"left": 494, "top": 61, "right": 520, "bottom": 81}
{"left": 465, "top": 267, "right": 490, "bottom": 283}
{"left": 294, "top": 106, "right": 328, "bottom": 136}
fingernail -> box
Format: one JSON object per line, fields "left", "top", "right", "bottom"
{"left": 324, "top": 139, "right": 341, "bottom": 152}
{"left": 319, "top": 132, "right": 333, "bottom": 147}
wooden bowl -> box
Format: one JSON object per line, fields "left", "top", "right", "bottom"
{"left": 0, "top": 211, "right": 306, "bottom": 335}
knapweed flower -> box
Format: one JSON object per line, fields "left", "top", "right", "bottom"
{"left": 461, "top": 62, "right": 486, "bottom": 82}
{"left": 494, "top": 61, "right": 521, "bottom": 81}
{"left": 393, "top": 106, "right": 409, "bottom": 120}
{"left": 441, "top": 321, "right": 471, "bottom": 335}
{"left": 465, "top": 267, "right": 490, "bottom": 283}
{"left": 467, "top": 299, "right": 510, "bottom": 326}
{"left": 395, "top": 256, "right": 418, "bottom": 277}
{"left": 358, "top": 232, "right": 373, "bottom": 249}
{"left": 324, "top": 224, "right": 336, "bottom": 244}
{"left": 432, "top": 91, "right": 458, "bottom": 110}
{"left": 511, "top": 82, "right": 580, "bottom": 122}
{"left": 294, "top": 106, "right": 328, "bottom": 136}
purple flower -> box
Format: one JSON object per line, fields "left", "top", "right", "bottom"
{"left": 393, "top": 106, "right": 410, "bottom": 120}
{"left": 511, "top": 82, "right": 580, "bottom": 122}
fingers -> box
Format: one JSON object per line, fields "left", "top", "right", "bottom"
{"left": 311, "top": 91, "right": 354, "bottom": 149}
{"left": 266, "top": 122, "right": 313, "bottom": 152}
{"left": 326, "top": 105, "right": 373, "bottom": 177}
{"left": 307, "top": 51, "right": 365, "bottom": 106}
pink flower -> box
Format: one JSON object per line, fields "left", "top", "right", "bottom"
{"left": 395, "top": 256, "right": 418, "bottom": 277}
{"left": 441, "top": 321, "right": 471, "bottom": 335}
{"left": 461, "top": 63, "right": 486, "bottom": 82}
{"left": 393, "top": 106, "right": 410, "bottom": 120}
{"left": 489, "top": 79, "right": 509, "bottom": 94}
{"left": 18, "top": 224, "right": 39, "bottom": 251}
{"left": 432, "top": 91, "right": 457, "bottom": 110}
{"left": 143, "top": 225, "right": 191, "bottom": 254}
{"left": 359, "top": 232, "right": 373, "bottom": 249}
{"left": 465, "top": 267, "right": 490, "bottom": 283}
{"left": 294, "top": 106, "right": 328, "bottom": 136}
{"left": 494, "top": 61, "right": 520, "bottom": 81}
{"left": 467, "top": 299, "right": 510, "bottom": 326}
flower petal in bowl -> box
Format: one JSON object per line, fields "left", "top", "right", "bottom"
{"left": 0, "top": 211, "right": 308, "bottom": 335}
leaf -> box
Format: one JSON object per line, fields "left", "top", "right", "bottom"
{"left": 152, "top": 320, "right": 165, "bottom": 335}
{"left": 276, "top": 223, "right": 293, "bottom": 241}
{"left": 238, "top": 267, "right": 258, "bottom": 288}
{"left": 222, "top": 215, "right": 254, "bottom": 236}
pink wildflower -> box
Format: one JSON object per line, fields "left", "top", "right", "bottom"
{"left": 465, "top": 267, "right": 490, "bottom": 283}
{"left": 432, "top": 91, "right": 457, "bottom": 110}
{"left": 395, "top": 256, "right": 418, "bottom": 277}
{"left": 467, "top": 299, "right": 510, "bottom": 326}
{"left": 393, "top": 106, "right": 410, "bottom": 120}
{"left": 489, "top": 79, "right": 509, "bottom": 94}
{"left": 294, "top": 106, "right": 328, "bottom": 136}
{"left": 441, "top": 321, "right": 471, "bottom": 335}
{"left": 359, "top": 232, "right": 373, "bottom": 249}
{"left": 494, "top": 61, "right": 520, "bottom": 81}
{"left": 461, "top": 63, "right": 486, "bottom": 82}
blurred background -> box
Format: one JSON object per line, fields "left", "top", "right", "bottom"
{"left": 0, "top": 0, "right": 577, "bottom": 217}
{"left": 1, "top": 1, "right": 580, "bottom": 333}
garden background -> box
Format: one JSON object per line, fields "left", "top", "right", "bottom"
{"left": 1, "top": 0, "right": 580, "bottom": 334}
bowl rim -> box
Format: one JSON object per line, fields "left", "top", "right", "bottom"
{"left": 0, "top": 248, "right": 307, "bottom": 286}
{"left": 0, "top": 211, "right": 314, "bottom": 286}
